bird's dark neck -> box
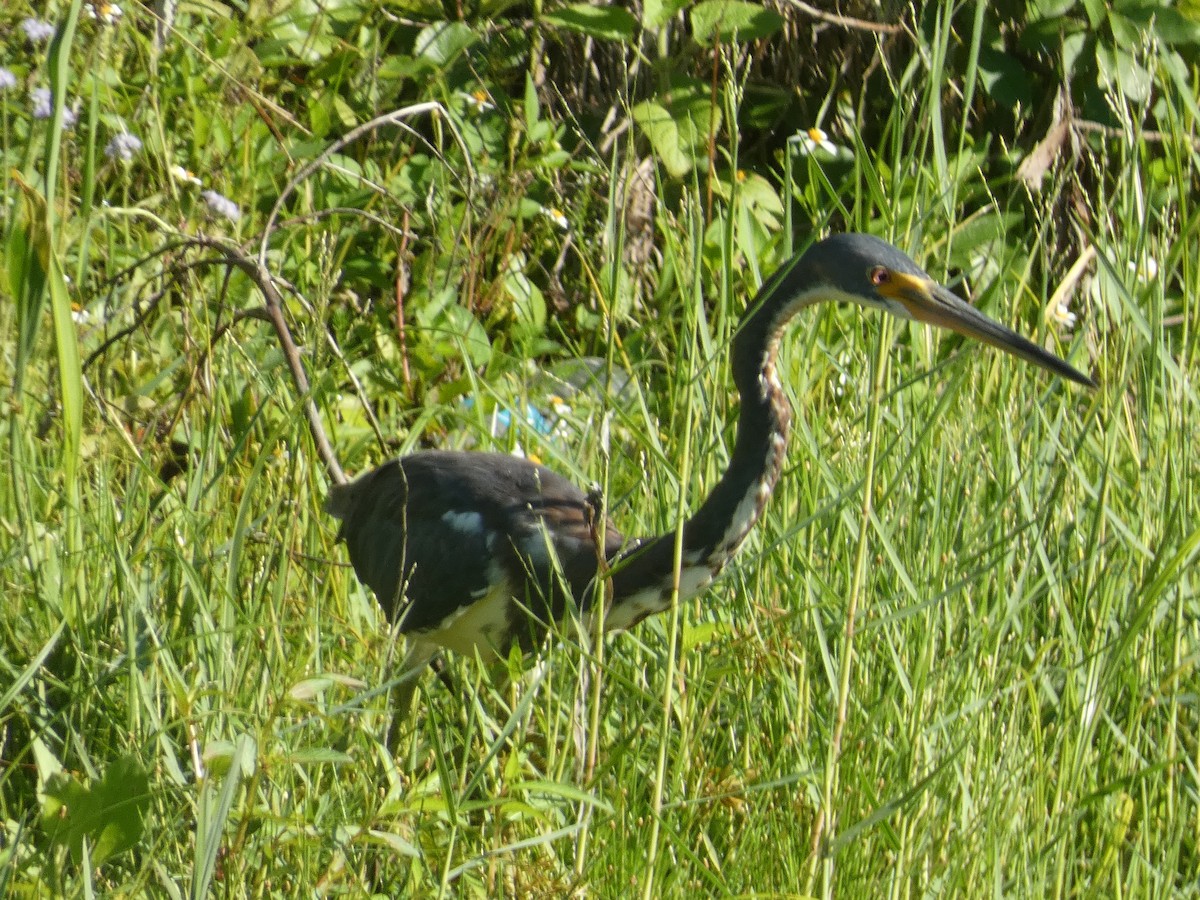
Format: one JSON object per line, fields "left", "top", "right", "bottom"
{"left": 681, "top": 291, "right": 806, "bottom": 566}
{"left": 607, "top": 277, "right": 817, "bottom": 610}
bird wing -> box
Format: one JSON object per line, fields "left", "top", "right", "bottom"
{"left": 330, "top": 451, "right": 625, "bottom": 644}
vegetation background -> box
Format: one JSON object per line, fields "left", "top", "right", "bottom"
{"left": 1, "top": 0, "right": 1197, "bottom": 895}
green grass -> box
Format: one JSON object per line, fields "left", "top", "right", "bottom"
{"left": 3, "top": 2, "right": 1199, "bottom": 897}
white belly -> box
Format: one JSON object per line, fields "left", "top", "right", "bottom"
{"left": 419, "top": 583, "right": 512, "bottom": 656}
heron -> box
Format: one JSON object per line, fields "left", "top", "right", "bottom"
{"left": 327, "top": 233, "right": 1095, "bottom": 714}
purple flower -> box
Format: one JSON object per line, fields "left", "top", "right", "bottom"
{"left": 22, "top": 18, "right": 56, "bottom": 43}
{"left": 31, "top": 87, "right": 77, "bottom": 127}
{"left": 0, "top": 68, "right": 17, "bottom": 92}
{"left": 201, "top": 190, "right": 241, "bottom": 223}
{"left": 105, "top": 132, "right": 142, "bottom": 161}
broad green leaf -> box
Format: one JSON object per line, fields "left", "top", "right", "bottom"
{"left": 41, "top": 756, "right": 150, "bottom": 866}
{"left": 1028, "top": 0, "right": 1078, "bottom": 17}
{"left": 514, "top": 780, "right": 614, "bottom": 812}
{"left": 7, "top": 215, "right": 46, "bottom": 384}
{"left": 1080, "top": 0, "right": 1106, "bottom": 27}
{"left": 365, "top": 829, "right": 421, "bottom": 857}
{"left": 681, "top": 620, "right": 723, "bottom": 652}
{"left": 543, "top": 4, "right": 639, "bottom": 42}
{"left": 978, "top": 45, "right": 1033, "bottom": 109}
{"left": 422, "top": 301, "right": 492, "bottom": 369}
{"left": 505, "top": 258, "right": 547, "bottom": 335}
{"left": 948, "top": 210, "right": 1024, "bottom": 267}
{"left": 632, "top": 101, "right": 692, "bottom": 177}
{"left": 48, "top": 251, "right": 82, "bottom": 494}
{"left": 1134, "top": 5, "right": 1200, "bottom": 45}
{"left": 524, "top": 71, "right": 540, "bottom": 131}
{"left": 289, "top": 673, "right": 368, "bottom": 701}
{"left": 690, "top": 0, "right": 783, "bottom": 44}
{"left": 258, "top": 7, "right": 336, "bottom": 63}
{"left": 1096, "top": 43, "right": 1152, "bottom": 103}
{"left": 736, "top": 171, "right": 785, "bottom": 229}
{"left": 414, "top": 21, "right": 477, "bottom": 65}
{"left": 644, "top": 0, "right": 689, "bottom": 29}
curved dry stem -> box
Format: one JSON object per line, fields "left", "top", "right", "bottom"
{"left": 184, "top": 235, "right": 347, "bottom": 485}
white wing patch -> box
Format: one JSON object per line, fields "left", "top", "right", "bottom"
{"left": 442, "top": 510, "right": 485, "bottom": 535}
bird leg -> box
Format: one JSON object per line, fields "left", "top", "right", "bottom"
{"left": 384, "top": 639, "right": 439, "bottom": 750}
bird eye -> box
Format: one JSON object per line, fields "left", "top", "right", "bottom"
{"left": 870, "top": 266, "right": 890, "bottom": 286}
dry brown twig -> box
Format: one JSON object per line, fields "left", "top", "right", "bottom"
{"left": 784, "top": 0, "right": 905, "bottom": 35}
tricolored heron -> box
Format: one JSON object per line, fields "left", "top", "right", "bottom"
{"left": 327, "top": 233, "right": 1094, "bottom": 711}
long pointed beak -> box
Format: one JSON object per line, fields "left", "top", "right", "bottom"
{"left": 880, "top": 273, "right": 1097, "bottom": 388}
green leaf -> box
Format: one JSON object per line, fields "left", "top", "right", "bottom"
{"left": 978, "top": 45, "right": 1033, "bottom": 109}
{"left": 41, "top": 756, "right": 150, "bottom": 866}
{"left": 1123, "top": 4, "right": 1200, "bottom": 46}
{"left": 643, "top": 0, "right": 690, "bottom": 30}
{"left": 524, "top": 71, "right": 540, "bottom": 131}
{"left": 48, "top": 251, "right": 82, "bottom": 495}
{"left": 504, "top": 258, "right": 547, "bottom": 336}
{"left": 257, "top": 6, "right": 336, "bottom": 64}
{"left": 690, "top": 0, "right": 784, "bottom": 44}
{"left": 1028, "top": 0, "right": 1079, "bottom": 18}
{"left": 364, "top": 829, "right": 421, "bottom": 857}
{"left": 736, "top": 171, "right": 785, "bottom": 229}
{"left": 417, "top": 297, "right": 493, "bottom": 369}
{"left": 544, "top": 4, "right": 639, "bottom": 42}
{"left": 681, "top": 621, "right": 724, "bottom": 652}
{"left": 514, "top": 779, "right": 615, "bottom": 812}
{"left": 946, "top": 210, "right": 1024, "bottom": 271}
{"left": 632, "top": 101, "right": 693, "bottom": 177}
{"left": 1096, "top": 43, "right": 1152, "bottom": 103}
{"left": 288, "top": 673, "right": 367, "bottom": 701}
{"left": 414, "top": 21, "right": 477, "bottom": 65}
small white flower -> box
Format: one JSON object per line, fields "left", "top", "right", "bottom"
{"left": 22, "top": 18, "right": 56, "bottom": 43}
{"left": 71, "top": 304, "right": 91, "bottom": 325}
{"left": 201, "top": 189, "right": 241, "bottom": 223}
{"left": 547, "top": 395, "right": 572, "bottom": 417}
{"left": 170, "top": 164, "right": 203, "bottom": 186}
{"left": 541, "top": 206, "right": 568, "bottom": 230}
{"left": 798, "top": 126, "right": 837, "bottom": 156}
{"left": 1127, "top": 256, "right": 1159, "bottom": 283}
{"left": 105, "top": 132, "right": 142, "bottom": 161}
{"left": 1047, "top": 301, "right": 1077, "bottom": 330}
{"left": 0, "top": 68, "right": 17, "bottom": 92}
{"left": 459, "top": 89, "right": 494, "bottom": 113}
{"left": 31, "top": 87, "right": 52, "bottom": 118}
{"left": 833, "top": 350, "right": 851, "bottom": 398}
{"left": 85, "top": 2, "right": 123, "bottom": 24}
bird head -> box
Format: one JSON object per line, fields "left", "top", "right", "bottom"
{"left": 798, "top": 233, "right": 1096, "bottom": 387}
